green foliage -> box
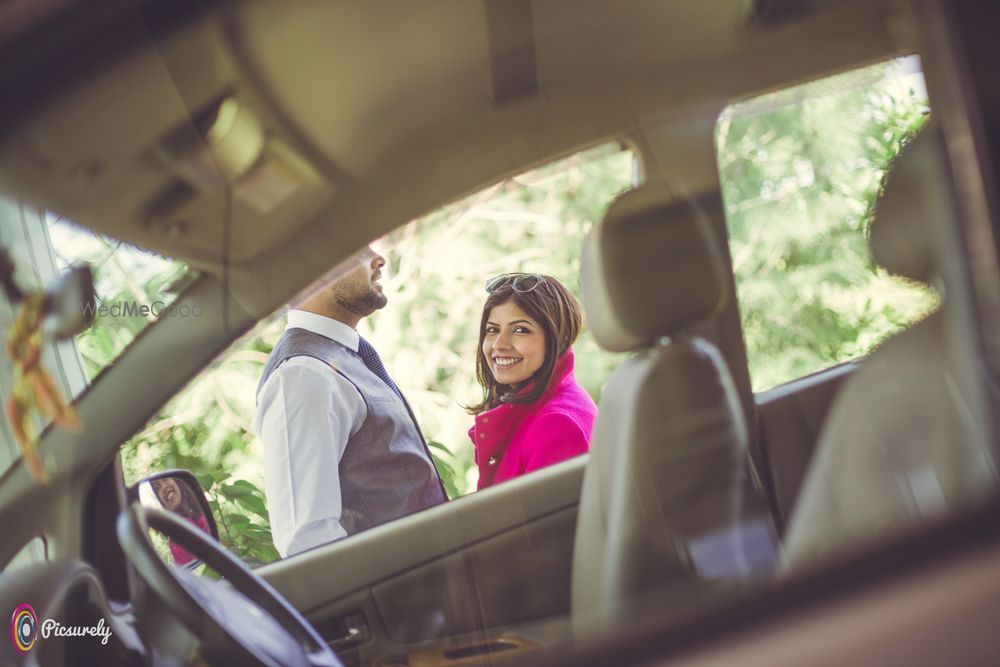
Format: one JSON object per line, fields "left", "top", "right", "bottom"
{"left": 208, "top": 475, "right": 280, "bottom": 566}
{"left": 717, "top": 59, "right": 937, "bottom": 390}
{"left": 115, "top": 319, "right": 283, "bottom": 567}
{"left": 47, "top": 226, "right": 189, "bottom": 381}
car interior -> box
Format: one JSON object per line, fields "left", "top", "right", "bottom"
{"left": 0, "top": 1, "right": 999, "bottom": 666}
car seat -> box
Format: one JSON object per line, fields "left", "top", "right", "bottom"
{"left": 782, "top": 123, "right": 998, "bottom": 567}
{"left": 571, "top": 185, "right": 777, "bottom": 637}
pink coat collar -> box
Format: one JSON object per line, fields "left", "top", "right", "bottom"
{"left": 470, "top": 350, "right": 577, "bottom": 465}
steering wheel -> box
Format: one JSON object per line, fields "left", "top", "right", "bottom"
{"left": 117, "top": 503, "right": 342, "bottom": 667}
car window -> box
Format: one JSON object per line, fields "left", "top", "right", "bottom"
{"left": 715, "top": 56, "right": 938, "bottom": 392}
{"left": 49, "top": 215, "right": 193, "bottom": 387}
{"left": 0, "top": 203, "right": 91, "bottom": 479}
{"left": 120, "top": 143, "right": 634, "bottom": 565}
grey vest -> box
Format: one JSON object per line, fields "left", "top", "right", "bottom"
{"left": 257, "top": 328, "right": 447, "bottom": 535}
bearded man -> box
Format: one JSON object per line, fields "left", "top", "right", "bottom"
{"left": 254, "top": 245, "right": 447, "bottom": 557}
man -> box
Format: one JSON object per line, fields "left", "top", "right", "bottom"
{"left": 253, "top": 245, "right": 447, "bottom": 557}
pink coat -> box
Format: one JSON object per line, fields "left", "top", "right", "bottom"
{"left": 470, "top": 350, "right": 597, "bottom": 489}
{"left": 169, "top": 513, "right": 210, "bottom": 566}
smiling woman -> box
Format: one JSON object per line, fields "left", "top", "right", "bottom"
{"left": 484, "top": 298, "right": 547, "bottom": 385}
{"left": 468, "top": 274, "right": 597, "bottom": 489}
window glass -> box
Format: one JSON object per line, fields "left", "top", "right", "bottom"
{"left": 49, "top": 215, "right": 192, "bottom": 385}
{"left": 0, "top": 205, "right": 188, "bottom": 477}
{"left": 716, "top": 56, "right": 938, "bottom": 391}
{"left": 121, "top": 143, "right": 634, "bottom": 565}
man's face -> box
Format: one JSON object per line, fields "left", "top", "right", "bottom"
{"left": 328, "top": 245, "right": 388, "bottom": 317}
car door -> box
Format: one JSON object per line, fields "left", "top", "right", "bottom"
{"left": 258, "top": 458, "right": 585, "bottom": 665}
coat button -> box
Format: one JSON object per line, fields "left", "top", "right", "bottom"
{"left": 479, "top": 433, "right": 486, "bottom": 439}
{"left": 482, "top": 417, "right": 489, "bottom": 424}
{"left": 487, "top": 456, "right": 498, "bottom": 466}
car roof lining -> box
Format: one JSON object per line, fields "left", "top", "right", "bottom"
{"left": 0, "top": 2, "right": 907, "bottom": 295}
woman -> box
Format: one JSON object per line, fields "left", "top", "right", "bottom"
{"left": 468, "top": 273, "right": 597, "bottom": 489}
{"left": 152, "top": 476, "right": 211, "bottom": 566}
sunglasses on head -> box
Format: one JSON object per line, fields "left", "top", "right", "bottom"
{"left": 484, "top": 273, "right": 546, "bottom": 294}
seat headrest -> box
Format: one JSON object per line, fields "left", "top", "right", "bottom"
{"left": 869, "top": 122, "right": 946, "bottom": 285}
{"left": 580, "top": 186, "right": 727, "bottom": 353}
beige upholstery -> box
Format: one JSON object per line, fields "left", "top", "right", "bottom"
{"left": 572, "top": 186, "right": 772, "bottom": 636}
{"left": 783, "top": 125, "right": 998, "bottom": 567}
{"left": 868, "top": 128, "right": 943, "bottom": 284}
{"left": 580, "top": 186, "right": 728, "bottom": 353}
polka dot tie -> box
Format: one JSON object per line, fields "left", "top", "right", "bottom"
{"left": 357, "top": 336, "right": 403, "bottom": 400}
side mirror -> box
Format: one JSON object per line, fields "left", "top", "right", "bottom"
{"left": 127, "top": 470, "right": 219, "bottom": 569}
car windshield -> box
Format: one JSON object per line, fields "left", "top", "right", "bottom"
{"left": 49, "top": 216, "right": 193, "bottom": 385}
{"left": 0, "top": 210, "right": 190, "bottom": 479}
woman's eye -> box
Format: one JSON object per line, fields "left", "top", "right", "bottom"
{"left": 485, "top": 326, "right": 499, "bottom": 334}
{"left": 514, "top": 326, "right": 531, "bottom": 334}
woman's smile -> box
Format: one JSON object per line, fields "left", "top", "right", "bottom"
{"left": 493, "top": 356, "right": 523, "bottom": 368}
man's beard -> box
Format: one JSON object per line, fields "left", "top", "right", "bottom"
{"left": 335, "top": 288, "right": 387, "bottom": 317}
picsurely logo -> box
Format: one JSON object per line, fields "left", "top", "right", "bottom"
{"left": 83, "top": 297, "right": 203, "bottom": 319}
{"left": 10, "top": 605, "right": 113, "bottom": 653}
{"left": 10, "top": 604, "right": 36, "bottom": 654}
{"left": 41, "top": 619, "right": 113, "bottom": 646}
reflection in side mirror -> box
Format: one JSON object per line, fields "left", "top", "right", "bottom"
{"left": 129, "top": 470, "right": 219, "bottom": 569}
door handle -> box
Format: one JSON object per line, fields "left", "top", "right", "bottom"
{"left": 325, "top": 611, "right": 370, "bottom": 649}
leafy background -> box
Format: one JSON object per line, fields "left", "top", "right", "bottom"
{"left": 50, "top": 59, "right": 934, "bottom": 566}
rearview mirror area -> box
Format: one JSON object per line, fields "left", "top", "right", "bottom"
{"left": 0, "top": 247, "right": 96, "bottom": 340}
{"left": 127, "top": 470, "right": 219, "bottom": 569}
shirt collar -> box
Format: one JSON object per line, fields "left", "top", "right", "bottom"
{"left": 286, "top": 309, "right": 360, "bottom": 352}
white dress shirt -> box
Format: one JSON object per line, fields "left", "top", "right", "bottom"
{"left": 253, "top": 310, "right": 368, "bottom": 557}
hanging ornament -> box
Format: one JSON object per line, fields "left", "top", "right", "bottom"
{"left": 0, "top": 247, "right": 94, "bottom": 483}
{"left": 6, "top": 292, "right": 83, "bottom": 482}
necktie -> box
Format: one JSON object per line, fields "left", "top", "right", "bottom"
{"left": 357, "top": 337, "right": 403, "bottom": 400}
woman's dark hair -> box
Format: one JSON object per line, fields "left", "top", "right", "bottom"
{"left": 176, "top": 483, "right": 201, "bottom": 519}
{"left": 469, "top": 274, "right": 584, "bottom": 414}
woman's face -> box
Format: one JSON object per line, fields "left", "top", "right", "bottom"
{"left": 482, "top": 300, "right": 547, "bottom": 386}
{"left": 153, "top": 477, "right": 183, "bottom": 511}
